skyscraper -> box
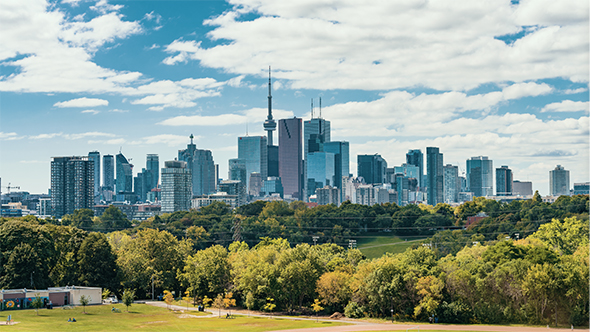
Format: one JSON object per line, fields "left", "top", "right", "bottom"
{"left": 426, "top": 147, "right": 443, "bottom": 206}
{"left": 406, "top": 149, "right": 424, "bottom": 188}
{"left": 466, "top": 156, "right": 493, "bottom": 197}
{"left": 496, "top": 165, "right": 513, "bottom": 196}
{"left": 88, "top": 151, "right": 100, "bottom": 204}
{"left": 304, "top": 117, "right": 331, "bottom": 156}
{"left": 161, "top": 160, "right": 192, "bottom": 212}
{"left": 146, "top": 154, "right": 159, "bottom": 190}
{"left": 116, "top": 152, "right": 133, "bottom": 194}
{"left": 279, "top": 117, "right": 303, "bottom": 200}
{"left": 103, "top": 154, "right": 114, "bottom": 191}
{"left": 306, "top": 151, "right": 335, "bottom": 197}
{"left": 178, "top": 135, "right": 216, "bottom": 196}
{"left": 263, "top": 67, "right": 280, "bottom": 178}
{"left": 51, "top": 156, "right": 94, "bottom": 218}
{"left": 443, "top": 164, "right": 459, "bottom": 203}
{"left": 324, "top": 141, "right": 349, "bottom": 202}
{"left": 549, "top": 165, "right": 570, "bottom": 196}
{"left": 357, "top": 154, "right": 387, "bottom": 185}
{"left": 237, "top": 135, "right": 268, "bottom": 190}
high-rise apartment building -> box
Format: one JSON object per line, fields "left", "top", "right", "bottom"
{"left": 116, "top": 152, "right": 133, "bottom": 194}
{"left": 406, "top": 149, "right": 424, "bottom": 188}
{"left": 549, "top": 165, "right": 570, "bottom": 196}
{"left": 178, "top": 135, "right": 216, "bottom": 196}
{"left": 88, "top": 151, "right": 100, "bottom": 204}
{"left": 512, "top": 180, "right": 533, "bottom": 196}
{"left": 146, "top": 154, "right": 159, "bottom": 190}
{"left": 238, "top": 135, "right": 268, "bottom": 191}
{"left": 103, "top": 154, "right": 114, "bottom": 191}
{"left": 324, "top": 141, "right": 349, "bottom": 202}
{"left": 426, "top": 147, "right": 443, "bottom": 206}
{"left": 496, "top": 166, "right": 513, "bottom": 196}
{"left": 443, "top": 164, "right": 459, "bottom": 203}
{"left": 161, "top": 160, "right": 192, "bottom": 212}
{"left": 357, "top": 154, "right": 387, "bottom": 185}
{"left": 50, "top": 156, "right": 94, "bottom": 218}
{"left": 316, "top": 186, "right": 339, "bottom": 205}
{"left": 278, "top": 118, "right": 303, "bottom": 200}
{"left": 466, "top": 156, "right": 493, "bottom": 197}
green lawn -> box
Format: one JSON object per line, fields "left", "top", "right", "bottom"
{"left": 0, "top": 304, "right": 346, "bottom": 331}
{"left": 356, "top": 235, "right": 426, "bottom": 259}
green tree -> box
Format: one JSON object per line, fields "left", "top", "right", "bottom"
{"left": 311, "top": 299, "right": 324, "bottom": 322}
{"left": 79, "top": 295, "right": 91, "bottom": 313}
{"left": 78, "top": 232, "right": 120, "bottom": 291}
{"left": 32, "top": 294, "right": 44, "bottom": 315}
{"left": 179, "top": 245, "right": 230, "bottom": 300}
{"left": 529, "top": 217, "right": 589, "bottom": 255}
{"left": 245, "top": 292, "right": 255, "bottom": 315}
{"left": 122, "top": 289, "right": 135, "bottom": 312}
{"left": 100, "top": 205, "right": 130, "bottom": 230}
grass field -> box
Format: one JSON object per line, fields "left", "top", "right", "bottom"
{"left": 356, "top": 235, "right": 425, "bottom": 259}
{"left": 0, "top": 304, "right": 345, "bottom": 331}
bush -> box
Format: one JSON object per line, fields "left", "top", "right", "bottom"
{"left": 344, "top": 302, "right": 365, "bottom": 319}
{"left": 438, "top": 301, "right": 473, "bottom": 323}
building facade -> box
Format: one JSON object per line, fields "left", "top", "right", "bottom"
{"left": 178, "top": 135, "right": 216, "bottom": 196}
{"left": 426, "top": 147, "right": 443, "bottom": 206}
{"left": 466, "top": 156, "right": 493, "bottom": 197}
{"left": 161, "top": 160, "right": 192, "bottom": 213}
{"left": 306, "top": 152, "right": 335, "bottom": 197}
{"left": 512, "top": 180, "right": 533, "bottom": 196}
{"left": 102, "top": 154, "right": 114, "bottom": 191}
{"left": 406, "top": 149, "right": 424, "bottom": 188}
{"left": 549, "top": 165, "right": 570, "bottom": 196}
{"left": 51, "top": 156, "right": 94, "bottom": 218}
{"left": 278, "top": 118, "right": 303, "bottom": 200}
{"left": 443, "top": 164, "right": 459, "bottom": 203}
{"left": 357, "top": 154, "right": 387, "bottom": 185}
{"left": 324, "top": 141, "right": 349, "bottom": 202}
{"left": 115, "top": 152, "right": 133, "bottom": 194}
{"left": 496, "top": 165, "right": 513, "bottom": 196}
{"left": 238, "top": 136, "right": 268, "bottom": 191}
{"left": 316, "top": 186, "right": 339, "bottom": 205}
{"left": 88, "top": 151, "right": 100, "bottom": 204}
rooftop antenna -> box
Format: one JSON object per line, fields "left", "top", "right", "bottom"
{"left": 246, "top": 122, "right": 249, "bottom": 136}
{"left": 189, "top": 134, "right": 194, "bottom": 145}
{"left": 319, "top": 97, "right": 322, "bottom": 119}
{"left": 311, "top": 98, "right": 314, "bottom": 119}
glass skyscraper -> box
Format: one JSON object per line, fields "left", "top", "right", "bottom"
{"left": 88, "top": 151, "right": 100, "bottom": 204}
{"left": 178, "top": 135, "right": 216, "bottom": 196}
{"left": 279, "top": 118, "right": 303, "bottom": 200}
{"left": 496, "top": 165, "right": 513, "bottom": 196}
{"left": 406, "top": 149, "right": 424, "bottom": 188}
{"left": 238, "top": 136, "right": 268, "bottom": 191}
{"left": 426, "top": 147, "right": 443, "bottom": 206}
{"left": 161, "top": 160, "right": 192, "bottom": 212}
{"left": 357, "top": 154, "right": 387, "bottom": 185}
{"left": 324, "top": 141, "right": 349, "bottom": 201}
{"left": 146, "top": 154, "right": 159, "bottom": 190}
{"left": 466, "top": 156, "right": 493, "bottom": 197}
{"left": 103, "top": 154, "right": 114, "bottom": 191}
{"left": 116, "top": 152, "right": 133, "bottom": 194}
{"left": 549, "top": 165, "right": 570, "bottom": 196}
{"left": 306, "top": 151, "right": 335, "bottom": 197}
{"left": 304, "top": 118, "right": 330, "bottom": 156}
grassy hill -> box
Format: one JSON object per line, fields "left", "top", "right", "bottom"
{"left": 356, "top": 234, "right": 426, "bottom": 259}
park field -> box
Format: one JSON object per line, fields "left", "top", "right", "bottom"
{"left": 357, "top": 235, "right": 425, "bottom": 259}
{"left": 0, "top": 304, "right": 346, "bottom": 332}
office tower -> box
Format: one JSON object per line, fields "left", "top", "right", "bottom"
{"left": 512, "top": 180, "right": 533, "bottom": 196}
{"left": 393, "top": 164, "right": 421, "bottom": 183}
{"left": 263, "top": 177, "right": 284, "bottom": 198}
{"left": 549, "top": 165, "right": 570, "bottom": 196}
{"left": 249, "top": 172, "right": 263, "bottom": 196}
{"left": 406, "top": 149, "right": 424, "bottom": 188}
{"left": 178, "top": 135, "right": 216, "bottom": 196}
{"left": 443, "top": 164, "right": 460, "bottom": 203}
{"left": 357, "top": 154, "right": 387, "bottom": 185}
{"left": 279, "top": 117, "right": 303, "bottom": 200}
{"left": 134, "top": 172, "right": 144, "bottom": 201}
{"left": 496, "top": 166, "right": 513, "bottom": 196}
{"left": 88, "top": 151, "right": 100, "bottom": 203}
{"left": 103, "top": 154, "right": 114, "bottom": 191}
{"left": 304, "top": 117, "right": 331, "bottom": 156}
{"left": 316, "top": 186, "right": 339, "bottom": 205}
{"left": 426, "top": 147, "right": 443, "bottom": 206}
{"left": 219, "top": 180, "right": 246, "bottom": 206}
{"left": 324, "top": 141, "right": 349, "bottom": 202}
{"left": 573, "top": 182, "right": 589, "bottom": 195}
{"left": 146, "top": 154, "right": 159, "bottom": 190}
{"left": 116, "top": 152, "right": 133, "bottom": 194}
{"left": 268, "top": 146, "right": 279, "bottom": 177}
{"left": 238, "top": 136, "right": 268, "bottom": 191}
{"left": 307, "top": 151, "right": 335, "bottom": 197}
{"left": 466, "top": 156, "right": 493, "bottom": 197}
{"left": 161, "top": 160, "right": 192, "bottom": 212}
{"left": 229, "top": 158, "right": 247, "bottom": 198}
{"left": 50, "top": 156, "right": 94, "bottom": 218}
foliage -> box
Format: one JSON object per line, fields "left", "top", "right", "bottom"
{"left": 344, "top": 302, "right": 365, "bottom": 318}
{"left": 32, "top": 293, "right": 44, "bottom": 315}
{"left": 80, "top": 295, "right": 91, "bottom": 313}
{"left": 122, "top": 289, "right": 135, "bottom": 312}
{"left": 163, "top": 290, "right": 174, "bottom": 309}
{"left": 311, "top": 299, "right": 324, "bottom": 321}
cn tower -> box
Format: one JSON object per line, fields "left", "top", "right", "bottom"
{"left": 263, "top": 66, "right": 276, "bottom": 146}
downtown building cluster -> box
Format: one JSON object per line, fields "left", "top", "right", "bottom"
{"left": 2, "top": 73, "right": 587, "bottom": 220}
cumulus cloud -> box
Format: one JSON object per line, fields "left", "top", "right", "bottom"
{"left": 29, "top": 132, "right": 116, "bottom": 140}
{"left": 54, "top": 97, "right": 109, "bottom": 108}
{"left": 162, "top": 0, "right": 589, "bottom": 91}
{"left": 159, "top": 107, "right": 294, "bottom": 126}
{"left": 0, "top": 132, "right": 22, "bottom": 140}
{"left": 81, "top": 109, "right": 100, "bottom": 114}
{"left": 541, "top": 100, "right": 589, "bottom": 113}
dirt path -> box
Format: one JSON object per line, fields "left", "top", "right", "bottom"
{"left": 268, "top": 324, "right": 585, "bottom": 332}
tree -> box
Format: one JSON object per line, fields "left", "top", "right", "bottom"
{"left": 311, "top": 299, "right": 324, "bottom": 322}
{"left": 223, "top": 292, "right": 236, "bottom": 316}
{"left": 414, "top": 275, "right": 444, "bottom": 319}
{"left": 263, "top": 298, "right": 276, "bottom": 317}
{"left": 100, "top": 205, "right": 130, "bottom": 230}
{"left": 213, "top": 294, "right": 224, "bottom": 317}
{"left": 122, "top": 289, "right": 135, "bottom": 312}
{"left": 32, "top": 293, "right": 44, "bottom": 316}
{"left": 316, "top": 270, "right": 352, "bottom": 311}
{"left": 79, "top": 295, "right": 91, "bottom": 314}
{"left": 179, "top": 245, "right": 230, "bottom": 300}
{"left": 163, "top": 290, "right": 174, "bottom": 309}
{"left": 78, "top": 232, "right": 119, "bottom": 291}
{"left": 529, "top": 217, "right": 589, "bottom": 255}
{"left": 245, "top": 292, "right": 255, "bottom": 316}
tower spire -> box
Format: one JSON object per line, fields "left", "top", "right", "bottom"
{"left": 263, "top": 66, "right": 276, "bottom": 146}
{"left": 319, "top": 97, "right": 322, "bottom": 119}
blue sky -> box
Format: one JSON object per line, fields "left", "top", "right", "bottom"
{"left": 0, "top": 0, "right": 588, "bottom": 196}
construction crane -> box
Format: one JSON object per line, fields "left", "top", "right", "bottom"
{"left": 1, "top": 182, "right": 20, "bottom": 195}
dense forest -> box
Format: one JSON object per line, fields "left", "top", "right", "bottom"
{"left": 0, "top": 193, "right": 587, "bottom": 326}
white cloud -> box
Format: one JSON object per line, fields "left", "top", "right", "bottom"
{"left": 563, "top": 88, "right": 587, "bottom": 95}
{"left": 135, "top": 134, "right": 197, "bottom": 147}
{"left": 81, "top": 109, "right": 100, "bottom": 114}
{"left": 162, "top": 0, "right": 589, "bottom": 91}
{"left": 29, "top": 132, "right": 116, "bottom": 140}
{"left": 54, "top": 97, "right": 109, "bottom": 108}
{"left": 109, "top": 109, "right": 129, "bottom": 113}
{"left": 87, "top": 138, "right": 126, "bottom": 145}
{"left": 0, "top": 132, "right": 22, "bottom": 140}
{"left": 541, "top": 100, "right": 589, "bottom": 113}
{"left": 159, "top": 107, "right": 294, "bottom": 126}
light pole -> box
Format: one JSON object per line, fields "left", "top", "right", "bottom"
{"left": 151, "top": 275, "right": 154, "bottom": 301}
{"left": 391, "top": 309, "right": 394, "bottom": 323}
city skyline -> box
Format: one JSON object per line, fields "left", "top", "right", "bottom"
{"left": 1, "top": 0, "right": 588, "bottom": 196}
